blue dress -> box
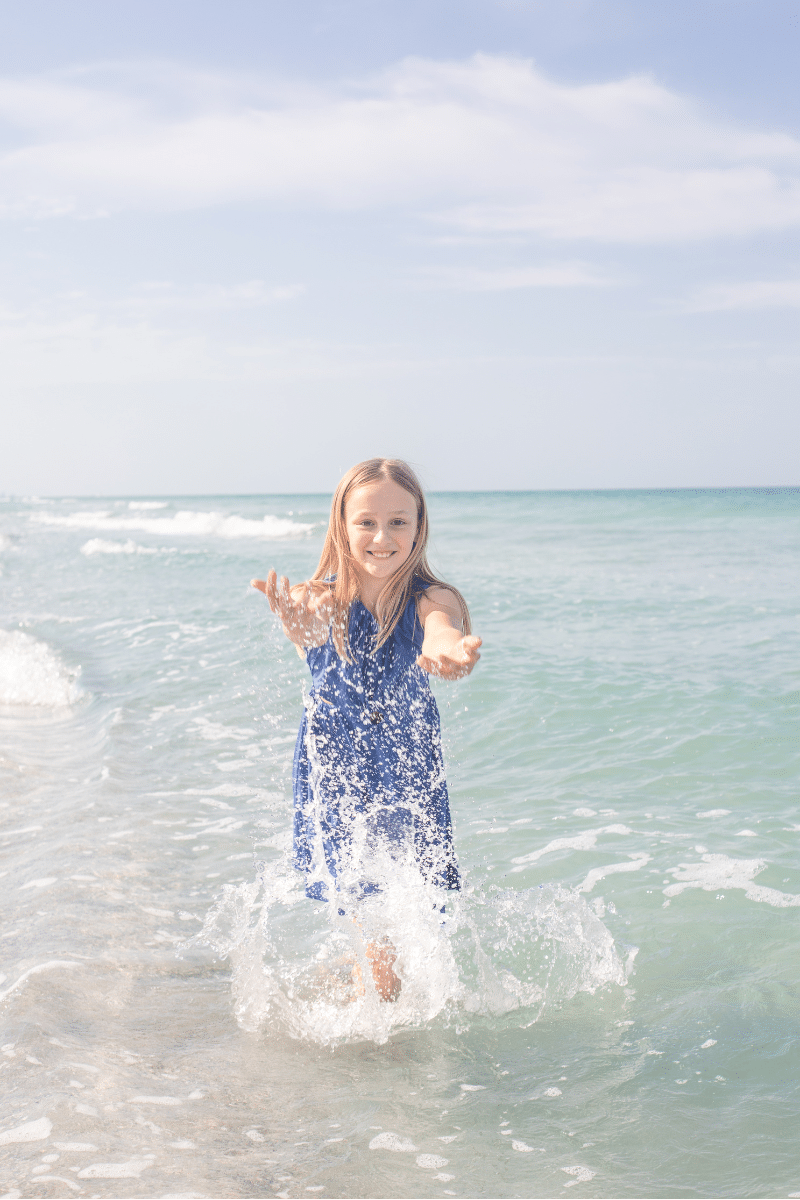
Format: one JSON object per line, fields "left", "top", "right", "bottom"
{"left": 292, "top": 587, "right": 460, "bottom": 906}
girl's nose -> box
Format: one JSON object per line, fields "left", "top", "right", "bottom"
{"left": 372, "top": 526, "right": 391, "bottom": 544}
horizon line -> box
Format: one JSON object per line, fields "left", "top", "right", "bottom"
{"left": 3, "top": 484, "right": 799, "bottom": 501}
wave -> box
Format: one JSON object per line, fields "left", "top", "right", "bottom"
{"left": 0, "top": 630, "right": 82, "bottom": 707}
{"left": 33, "top": 509, "right": 314, "bottom": 539}
{"left": 80, "top": 538, "right": 160, "bottom": 556}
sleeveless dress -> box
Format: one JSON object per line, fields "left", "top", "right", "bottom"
{"left": 292, "top": 586, "right": 460, "bottom": 906}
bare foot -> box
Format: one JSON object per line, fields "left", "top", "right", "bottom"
{"left": 366, "top": 939, "right": 401, "bottom": 1002}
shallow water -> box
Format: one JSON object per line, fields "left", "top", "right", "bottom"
{"left": 1, "top": 489, "right": 799, "bottom": 1199}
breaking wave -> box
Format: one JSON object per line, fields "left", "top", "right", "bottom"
{"left": 80, "top": 538, "right": 161, "bottom": 555}
{"left": 0, "top": 630, "right": 82, "bottom": 707}
{"left": 33, "top": 509, "right": 314, "bottom": 539}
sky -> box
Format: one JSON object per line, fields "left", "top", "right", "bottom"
{"left": 1, "top": 0, "right": 798, "bottom": 494}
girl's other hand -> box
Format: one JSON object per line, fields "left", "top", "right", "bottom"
{"left": 417, "top": 634, "right": 482, "bottom": 680}
{"left": 251, "top": 570, "right": 334, "bottom": 647}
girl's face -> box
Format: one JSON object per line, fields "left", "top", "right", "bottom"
{"left": 344, "top": 478, "right": 418, "bottom": 585}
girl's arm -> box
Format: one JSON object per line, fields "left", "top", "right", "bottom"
{"left": 251, "top": 570, "right": 333, "bottom": 648}
{"left": 416, "top": 586, "right": 481, "bottom": 680}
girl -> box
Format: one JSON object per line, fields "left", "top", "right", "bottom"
{"left": 251, "top": 458, "right": 481, "bottom": 1002}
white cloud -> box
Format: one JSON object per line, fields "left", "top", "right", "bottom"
{"left": 0, "top": 290, "right": 403, "bottom": 387}
{"left": 687, "top": 279, "right": 800, "bottom": 311}
{"left": 125, "top": 279, "right": 305, "bottom": 311}
{"left": 0, "top": 279, "right": 305, "bottom": 384}
{"left": 1, "top": 55, "right": 799, "bottom": 242}
{"left": 409, "top": 261, "right": 615, "bottom": 289}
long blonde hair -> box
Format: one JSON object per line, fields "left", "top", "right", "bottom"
{"left": 310, "top": 458, "right": 471, "bottom": 659}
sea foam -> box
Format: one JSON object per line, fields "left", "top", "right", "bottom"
{"left": 34, "top": 509, "right": 313, "bottom": 539}
{"left": 80, "top": 538, "right": 159, "bottom": 555}
{"left": 664, "top": 854, "right": 800, "bottom": 907}
{"left": 0, "top": 630, "right": 81, "bottom": 707}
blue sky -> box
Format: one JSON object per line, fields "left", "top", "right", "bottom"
{"left": 1, "top": 0, "right": 798, "bottom": 493}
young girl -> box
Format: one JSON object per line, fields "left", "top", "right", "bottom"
{"left": 251, "top": 458, "right": 481, "bottom": 1002}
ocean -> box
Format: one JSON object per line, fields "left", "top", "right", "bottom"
{"left": 0, "top": 488, "right": 798, "bottom": 1200}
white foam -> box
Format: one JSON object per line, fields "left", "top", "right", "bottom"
{"left": 369, "top": 1132, "right": 417, "bottom": 1152}
{"left": 77, "top": 1157, "right": 155, "bottom": 1179}
{"left": 664, "top": 854, "right": 800, "bottom": 907}
{"left": 129, "top": 1096, "right": 182, "bottom": 1105}
{"left": 0, "top": 1117, "right": 52, "bottom": 1144}
{"left": 512, "top": 1140, "right": 534, "bottom": 1152}
{"left": 0, "top": 961, "right": 81, "bottom": 1001}
{"left": 563, "top": 1166, "right": 596, "bottom": 1185}
{"left": 0, "top": 630, "right": 81, "bottom": 707}
{"left": 128, "top": 500, "right": 167, "bottom": 509}
{"left": 578, "top": 854, "right": 651, "bottom": 893}
{"left": 511, "top": 825, "right": 632, "bottom": 869}
{"left": 53, "top": 1143, "right": 99, "bottom": 1152}
{"left": 34, "top": 509, "right": 312, "bottom": 539}
{"left": 416, "top": 1154, "right": 448, "bottom": 1168}
{"left": 696, "top": 809, "right": 731, "bottom": 818}
{"left": 80, "top": 538, "right": 159, "bottom": 555}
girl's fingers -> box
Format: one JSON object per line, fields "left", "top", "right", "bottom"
{"left": 278, "top": 575, "right": 292, "bottom": 616}
{"left": 271, "top": 574, "right": 289, "bottom": 620}
{"left": 417, "top": 638, "right": 480, "bottom": 677}
{"left": 264, "top": 569, "right": 279, "bottom": 612}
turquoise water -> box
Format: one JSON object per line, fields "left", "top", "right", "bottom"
{"left": 0, "top": 489, "right": 798, "bottom": 1199}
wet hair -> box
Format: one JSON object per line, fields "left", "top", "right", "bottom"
{"left": 309, "top": 457, "right": 471, "bottom": 659}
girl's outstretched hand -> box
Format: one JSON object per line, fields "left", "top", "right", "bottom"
{"left": 417, "top": 633, "right": 482, "bottom": 680}
{"left": 251, "top": 570, "right": 334, "bottom": 647}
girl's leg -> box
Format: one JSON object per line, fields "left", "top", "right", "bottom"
{"left": 366, "top": 938, "right": 401, "bottom": 1002}
{"left": 349, "top": 933, "right": 401, "bottom": 1002}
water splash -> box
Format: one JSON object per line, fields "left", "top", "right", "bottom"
{"left": 195, "top": 853, "right": 632, "bottom": 1046}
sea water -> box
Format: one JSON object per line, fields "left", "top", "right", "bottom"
{"left": 0, "top": 489, "right": 798, "bottom": 1200}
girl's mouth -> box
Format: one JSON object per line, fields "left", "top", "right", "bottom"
{"left": 368, "top": 551, "right": 395, "bottom": 558}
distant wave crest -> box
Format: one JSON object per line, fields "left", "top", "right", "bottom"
{"left": 34, "top": 509, "right": 314, "bottom": 539}
{"left": 80, "top": 538, "right": 160, "bottom": 556}
{"left": 0, "top": 630, "right": 82, "bottom": 707}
